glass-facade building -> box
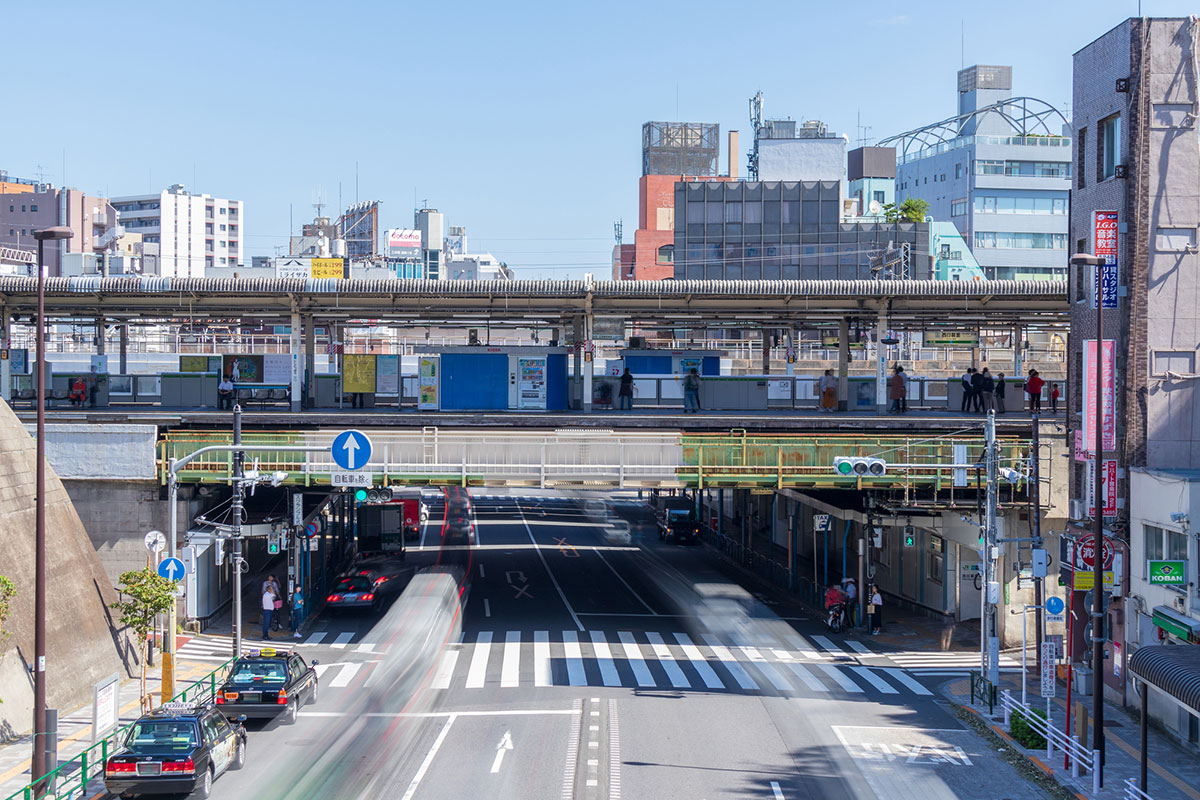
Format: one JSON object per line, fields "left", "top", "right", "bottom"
{"left": 673, "top": 180, "right": 928, "bottom": 280}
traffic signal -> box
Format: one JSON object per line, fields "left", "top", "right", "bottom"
{"left": 354, "top": 488, "right": 368, "bottom": 502}
{"left": 833, "top": 457, "right": 887, "bottom": 477}
{"left": 267, "top": 532, "right": 281, "bottom": 555}
{"left": 354, "top": 487, "right": 394, "bottom": 504}
{"left": 903, "top": 526, "right": 916, "bottom": 548}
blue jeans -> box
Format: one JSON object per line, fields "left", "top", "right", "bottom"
{"left": 619, "top": 394, "right": 632, "bottom": 410}
{"left": 684, "top": 390, "right": 699, "bottom": 412}
{"left": 261, "top": 609, "right": 273, "bottom": 639}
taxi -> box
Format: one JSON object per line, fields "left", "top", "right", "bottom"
{"left": 215, "top": 647, "right": 318, "bottom": 724}
{"left": 104, "top": 701, "right": 245, "bottom": 799}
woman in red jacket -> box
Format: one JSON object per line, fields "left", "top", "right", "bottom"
{"left": 1025, "top": 369, "right": 1045, "bottom": 413}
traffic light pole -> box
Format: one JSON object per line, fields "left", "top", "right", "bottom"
{"left": 983, "top": 410, "right": 1000, "bottom": 686}
{"left": 231, "top": 406, "right": 245, "bottom": 659}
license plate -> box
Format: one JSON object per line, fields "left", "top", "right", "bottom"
{"left": 137, "top": 763, "right": 162, "bottom": 776}
{"left": 345, "top": 594, "right": 359, "bottom": 602}
{"left": 223, "top": 691, "right": 239, "bottom": 701}
{"left": 241, "top": 691, "right": 261, "bottom": 702}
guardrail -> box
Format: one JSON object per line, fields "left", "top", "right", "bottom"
{"left": 4, "top": 658, "right": 234, "bottom": 800}
{"left": 970, "top": 671, "right": 997, "bottom": 715}
{"left": 702, "top": 529, "right": 793, "bottom": 591}
{"left": 1000, "top": 689, "right": 1100, "bottom": 795}
{"left": 1124, "top": 778, "right": 1154, "bottom": 800}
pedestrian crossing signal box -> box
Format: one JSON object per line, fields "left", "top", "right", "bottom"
{"left": 903, "top": 526, "right": 916, "bottom": 548}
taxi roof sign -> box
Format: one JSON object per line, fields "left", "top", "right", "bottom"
{"left": 157, "top": 701, "right": 202, "bottom": 714}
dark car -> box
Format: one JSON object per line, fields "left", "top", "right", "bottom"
{"left": 215, "top": 648, "right": 318, "bottom": 724}
{"left": 104, "top": 701, "right": 245, "bottom": 799}
{"left": 326, "top": 558, "right": 407, "bottom": 613}
{"left": 659, "top": 499, "right": 700, "bottom": 544}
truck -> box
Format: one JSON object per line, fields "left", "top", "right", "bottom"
{"left": 658, "top": 497, "right": 700, "bottom": 544}
{"left": 356, "top": 496, "right": 423, "bottom": 557}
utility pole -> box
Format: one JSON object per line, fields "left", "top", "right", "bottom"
{"left": 983, "top": 410, "right": 1000, "bottom": 686}
{"left": 231, "top": 404, "right": 245, "bottom": 659}
{"left": 1031, "top": 414, "right": 1044, "bottom": 674}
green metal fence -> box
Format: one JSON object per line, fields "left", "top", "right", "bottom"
{"left": 4, "top": 659, "right": 234, "bottom": 800}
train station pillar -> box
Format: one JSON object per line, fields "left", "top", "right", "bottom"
{"left": 0, "top": 307, "right": 10, "bottom": 402}
{"left": 95, "top": 316, "right": 106, "bottom": 356}
{"left": 119, "top": 325, "right": 128, "bottom": 374}
{"left": 289, "top": 307, "right": 302, "bottom": 412}
{"left": 761, "top": 330, "right": 771, "bottom": 375}
{"left": 582, "top": 313, "right": 593, "bottom": 413}
{"left": 304, "top": 315, "right": 316, "bottom": 410}
{"left": 1012, "top": 325, "right": 1023, "bottom": 381}
{"left": 837, "top": 318, "right": 850, "bottom": 411}
{"left": 875, "top": 310, "right": 888, "bottom": 414}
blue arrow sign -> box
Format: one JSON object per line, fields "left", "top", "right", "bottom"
{"left": 331, "top": 430, "right": 372, "bottom": 471}
{"left": 1045, "top": 595, "right": 1065, "bottom": 616}
{"left": 158, "top": 557, "right": 185, "bottom": 582}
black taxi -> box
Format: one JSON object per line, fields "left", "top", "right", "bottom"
{"left": 104, "top": 701, "right": 245, "bottom": 799}
{"left": 215, "top": 647, "right": 319, "bottom": 723}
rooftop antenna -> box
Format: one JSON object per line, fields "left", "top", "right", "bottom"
{"left": 312, "top": 188, "right": 326, "bottom": 218}
{"left": 614, "top": 219, "right": 623, "bottom": 246}
{"left": 855, "top": 110, "right": 873, "bottom": 148}
{"left": 748, "top": 90, "right": 764, "bottom": 180}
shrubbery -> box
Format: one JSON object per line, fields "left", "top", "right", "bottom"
{"left": 1009, "top": 706, "right": 1048, "bottom": 749}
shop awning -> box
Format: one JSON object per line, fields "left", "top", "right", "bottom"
{"left": 1151, "top": 605, "right": 1200, "bottom": 642}
{"left": 1128, "top": 644, "right": 1200, "bottom": 717}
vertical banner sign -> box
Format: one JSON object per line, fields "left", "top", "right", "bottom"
{"left": 1040, "top": 642, "right": 1056, "bottom": 698}
{"left": 1082, "top": 340, "right": 1116, "bottom": 453}
{"left": 418, "top": 356, "right": 439, "bottom": 410}
{"left": 1085, "top": 458, "right": 1119, "bottom": 518}
{"left": 1093, "top": 210, "right": 1119, "bottom": 309}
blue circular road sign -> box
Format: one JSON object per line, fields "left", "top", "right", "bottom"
{"left": 1045, "top": 595, "right": 1065, "bottom": 615}
{"left": 331, "top": 430, "right": 372, "bottom": 471}
{"left": 158, "top": 557, "right": 185, "bottom": 582}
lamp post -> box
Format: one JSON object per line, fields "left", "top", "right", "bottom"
{"left": 30, "top": 226, "right": 72, "bottom": 793}
{"left": 1071, "top": 251, "right": 1107, "bottom": 779}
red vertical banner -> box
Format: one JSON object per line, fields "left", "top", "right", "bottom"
{"left": 1082, "top": 339, "right": 1116, "bottom": 453}
{"left": 1093, "top": 210, "right": 1119, "bottom": 309}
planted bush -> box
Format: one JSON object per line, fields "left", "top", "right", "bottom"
{"left": 1009, "top": 706, "right": 1048, "bottom": 750}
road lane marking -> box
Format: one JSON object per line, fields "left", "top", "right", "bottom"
{"left": 354, "top": 642, "right": 374, "bottom": 653}
{"left": 535, "top": 630, "right": 552, "bottom": 686}
{"left": 818, "top": 664, "right": 862, "bottom": 692}
{"left": 699, "top": 634, "right": 758, "bottom": 690}
{"left": 400, "top": 714, "right": 457, "bottom": 800}
{"left": 645, "top": 632, "right": 690, "bottom": 688}
{"left": 784, "top": 662, "right": 827, "bottom": 692}
{"left": 735, "top": 643, "right": 792, "bottom": 692}
{"left": 561, "top": 699, "right": 583, "bottom": 800}
{"left": 770, "top": 781, "right": 785, "bottom": 799}
{"left": 517, "top": 501, "right": 584, "bottom": 631}
{"left": 846, "top": 640, "right": 872, "bottom": 655}
{"left": 331, "top": 632, "right": 354, "bottom": 648}
{"left": 301, "top": 709, "right": 580, "bottom": 718}
{"left": 432, "top": 649, "right": 458, "bottom": 690}
{"left": 304, "top": 631, "right": 327, "bottom": 645}
{"left": 673, "top": 633, "right": 723, "bottom": 689}
{"left": 781, "top": 633, "right": 822, "bottom": 660}
{"left": 589, "top": 631, "right": 621, "bottom": 687}
{"left": 478, "top": 563, "right": 486, "bottom": 578}
{"left": 850, "top": 666, "right": 897, "bottom": 694}
{"left": 811, "top": 635, "right": 847, "bottom": 656}
{"left": 491, "top": 729, "right": 514, "bottom": 773}
{"left": 609, "top": 698, "right": 622, "bottom": 800}
{"left": 617, "top": 631, "right": 655, "bottom": 687}
{"left": 563, "top": 631, "right": 588, "bottom": 686}
{"left": 329, "top": 662, "right": 361, "bottom": 688}
{"left": 502, "top": 631, "right": 521, "bottom": 688}
{"left": 592, "top": 547, "right": 656, "bottom": 614}
{"left": 880, "top": 668, "right": 933, "bottom": 695}
{"left": 484, "top": 598, "right": 491, "bottom": 617}
{"left": 466, "top": 632, "right": 493, "bottom": 688}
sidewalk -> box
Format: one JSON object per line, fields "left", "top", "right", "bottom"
{"left": 0, "top": 660, "right": 213, "bottom": 799}
{"left": 944, "top": 671, "right": 1200, "bottom": 800}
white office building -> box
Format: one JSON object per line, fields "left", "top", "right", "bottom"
{"left": 111, "top": 184, "right": 244, "bottom": 277}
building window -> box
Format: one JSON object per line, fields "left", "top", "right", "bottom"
{"left": 1144, "top": 523, "right": 1188, "bottom": 585}
{"left": 1100, "top": 114, "right": 1121, "bottom": 180}
{"left": 973, "top": 195, "right": 1067, "bottom": 215}
{"left": 30, "top": 204, "right": 37, "bottom": 212}
{"left": 951, "top": 199, "right": 968, "bottom": 217}
{"left": 976, "top": 159, "right": 1004, "bottom": 175}
{"left": 219, "top": 208, "right": 226, "bottom": 215}
{"left": 929, "top": 535, "right": 944, "bottom": 584}
{"left": 955, "top": 163, "right": 963, "bottom": 179}
{"left": 974, "top": 232, "right": 1067, "bottom": 249}
{"left": 657, "top": 245, "right": 674, "bottom": 264}
{"left": 1077, "top": 127, "right": 1087, "bottom": 188}
{"left": 219, "top": 224, "right": 226, "bottom": 232}
{"left": 20, "top": 205, "right": 25, "bottom": 212}
{"left": 724, "top": 203, "right": 742, "bottom": 223}
{"left": 872, "top": 191, "right": 885, "bottom": 204}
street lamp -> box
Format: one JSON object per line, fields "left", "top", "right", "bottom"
{"left": 30, "top": 226, "right": 72, "bottom": 793}
{"left": 1070, "top": 251, "right": 1107, "bottom": 776}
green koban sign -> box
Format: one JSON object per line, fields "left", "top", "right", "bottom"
{"left": 1148, "top": 560, "right": 1187, "bottom": 584}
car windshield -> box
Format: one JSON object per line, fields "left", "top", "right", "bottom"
{"left": 335, "top": 577, "right": 372, "bottom": 593}
{"left": 126, "top": 721, "right": 198, "bottom": 750}
{"left": 228, "top": 659, "right": 288, "bottom": 684}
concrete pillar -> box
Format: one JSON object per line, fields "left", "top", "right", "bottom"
{"left": 571, "top": 317, "right": 583, "bottom": 410}
{"left": 1012, "top": 325, "right": 1023, "bottom": 382}
{"left": 786, "top": 330, "right": 795, "bottom": 376}
{"left": 875, "top": 310, "right": 889, "bottom": 414}
{"left": 837, "top": 318, "right": 850, "bottom": 411}
{"left": 119, "top": 325, "right": 128, "bottom": 374}
{"left": 95, "top": 316, "right": 106, "bottom": 355}
{"left": 304, "top": 315, "right": 316, "bottom": 409}
{"left": 761, "top": 330, "right": 771, "bottom": 375}
{"left": 0, "top": 307, "right": 10, "bottom": 402}
{"left": 582, "top": 312, "right": 593, "bottom": 413}
{"left": 290, "top": 307, "right": 302, "bottom": 412}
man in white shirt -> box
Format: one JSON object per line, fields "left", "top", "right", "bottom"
{"left": 261, "top": 585, "right": 276, "bottom": 640}
{"left": 218, "top": 374, "right": 234, "bottom": 410}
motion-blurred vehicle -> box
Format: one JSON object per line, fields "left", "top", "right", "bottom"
{"left": 326, "top": 557, "right": 407, "bottom": 613}
{"left": 583, "top": 498, "right": 609, "bottom": 521}
{"left": 215, "top": 647, "right": 319, "bottom": 724}
{"left": 104, "top": 701, "right": 246, "bottom": 799}
{"left": 356, "top": 491, "right": 424, "bottom": 554}
{"left": 659, "top": 497, "right": 700, "bottom": 544}
{"left": 603, "top": 519, "right": 632, "bottom": 546}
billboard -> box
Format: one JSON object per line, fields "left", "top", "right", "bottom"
{"left": 1093, "top": 211, "right": 1118, "bottom": 309}
{"left": 275, "top": 257, "right": 311, "bottom": 279}
{"left": 1085, "top": 458, "right": 1119, "bottom": 518}
{"left": 223, "top": 355, "right": 263, "bottom": 383}
{"left": 385, "top": 229, "right": 421, "bottom": 258}
{"left": 311, "top": 257, "right": 345, "bottom": 279}
{"left": 342, "top": 354, "right": 376, "bottom": 393}
{"left": 1082, "top": 340, "right": 1116, "bottom": 453}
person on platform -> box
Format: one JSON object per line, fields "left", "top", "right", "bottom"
{"left": 618, "top": 368, "right": 634, "bottom": 411}
{"left": 819, "top": 369, "right": 837, "bottom": 413}
{"left": 980, "top": 367, "right": 995, "bottom": 413}
{"left": 1026, "top": 369, "right": 1045, "bottom": 413}
{"left": 960, "top": 368, "right": 975, "bottom": 413}
{"left": 218, "top": 374, "right": 234, "bottom": 410}
{"left": 889, "top": 365, "right": 907, "bottom": 413}
{"left": 683, "top": 368, "right": 701, "bottom": 414}
{"left": 69, "top": 376, "right": 87, "bottom": 407}
{"left": 1050, "top": 383, "right": 1061, "bottom": 413}
{"left": 995, "top": 372, "right": 1007, "bottom": 414}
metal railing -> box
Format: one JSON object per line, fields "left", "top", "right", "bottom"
{"left": 1000, "top": 689, "right": 1100, "bottom": 795}
{"left": 970, "top": 671, "right": 997, "bottom": 715}
{"left": 1124, "top": 778, "right": 1154, "bottom": 800}
{"left": 4, "top": 658, "right": 234, "bottom": 800}
{"left": 705, "top": 530, "right": 793, "bottom": 591}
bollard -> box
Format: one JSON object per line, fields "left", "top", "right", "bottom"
{"left": 1091, "top": 749, "right": 1101, "bottom": 794}
{"left": 1070, "top": 734, "right": 1079, "bottom": 778}
{"left": 1002, "top": 690, "right": 1011, "bottom": 728}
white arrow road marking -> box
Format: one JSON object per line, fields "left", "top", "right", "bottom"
{"left": 490, "top": 730, "right": 514, "bottom": 774}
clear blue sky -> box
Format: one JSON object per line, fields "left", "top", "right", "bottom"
{"left": 2, "top": 1, "right": 1187, "bottom": 278}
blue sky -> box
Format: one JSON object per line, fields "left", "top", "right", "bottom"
{"left": 2, "top": 1, "right": 1187, "bottom": 277}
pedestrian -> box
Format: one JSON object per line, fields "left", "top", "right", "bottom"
{"left": 819, "top": 369, "right": 837, "bottom": 413}
{"left": 683, "top": 368, "right": 701, "bottom": 414}
{"left": 869, "top": 585, "right": 883, "bottom": 635}
{"left": 69, "top": 376, "right": 87, "bottom": 407}
{"left": 889, "top": 365, "right": 906, "bottom": 413}
{"left": 980, "top": 367, "right": 995, "bottom": 413}
{"left": 261, "top": 582, "right": 276, "bottom": 640}
{"left": 1050, "top": 383, "right": 1060, "bottom": 413}
{"left": 618, "top": 367, "right": 634, "bottom": 411}
{"left": 217, "top": 374, "right": 234, "bottom": 410}
{"left": 1025, "top": 369, "right": 1045, "bottom": 413}
{"left": 995, "top": 372, "right": 1006, "bottom": 414}
{"left": 970, "top": 367, "right": 984, "bottom": 412}
{"left": 265, "top": 574, "right": 284, "bottom": 631}
{"left": 960, "top": 367, "right": 974, "bottom": 413}
{"left": 842, "top": 577, "right": 858, "bottom": 627}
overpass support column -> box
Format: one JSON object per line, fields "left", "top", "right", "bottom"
{"left": 119, "top": 325, "right": 128, "bottom": 374}
{"left": 0, "top": 306, "right": 9, "bottom": 402}
{"left": 1012, "top": 325, "right": 1023, "bottom": 383}
{"left": 95, "top": 316, "right": 106, "bottom": 356}
{"left": 290, "top": 306, "right": 302, "bottom": 412}
{"left": 761, "top": 330, "right": 771, "bottom": 375}
{"left": 875, "top": 309, "right": 889, "bottom": 414}
{"left": 837, "top": 318, "right": 850, "bottom": 411}
{"left": 304, "top": 315, "right": 316, "bottom": 409}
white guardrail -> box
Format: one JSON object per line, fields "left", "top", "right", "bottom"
{"left": 1000, "top": 690, "right": 1101, "bottom": 795}
{"left": 1125, "top": 777, "right": 1154, "bottom": 800}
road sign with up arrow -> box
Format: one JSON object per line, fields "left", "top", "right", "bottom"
{"left": 157, "top": 557, "right": 184, "bottom": 582}
{"left": 331, "top": 430, "right": 372, "bottom": 471}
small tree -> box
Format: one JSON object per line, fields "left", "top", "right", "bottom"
{"left": 883, "top": 197, "right": 930, "bottom": 223}
{"left": 0, "top": 576, "right": 14, "bottom": 704}
{"left": 112, "top": 569, "right": 177, "bottom": 710}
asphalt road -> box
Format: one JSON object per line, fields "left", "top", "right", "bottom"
{"left": 157, "top": 491, "right": 1051, "bottom": 800}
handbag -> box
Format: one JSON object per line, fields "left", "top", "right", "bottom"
{"left": 866, "top": 603, "right": 876, "bottom": 614}
{"left": 273, "top": 599, "right": 283, "bottom": 610}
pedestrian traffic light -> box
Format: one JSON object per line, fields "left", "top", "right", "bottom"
{"left": 903, "top": 526, "right": 916, "bottom": 548}
{"left": 833, "top": 457, "right": 887, "bottom": 477}
{"left": 267, "top": 532, "right": 281, "bottom": 555}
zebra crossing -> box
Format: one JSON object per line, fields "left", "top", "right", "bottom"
{"left": 175, "top": 634, "right": 285, "bottom": 661}
{"left": 884, "top": 650, "right": 1024, "bottom": 676}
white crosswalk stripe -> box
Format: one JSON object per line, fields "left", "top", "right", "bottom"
{"left": 562, "top": 631, "right": 587, "bottom": 686}
{"left": 700, "top": 633, "right": 759, "bottom": 691}
{"left": 331, "top": 632, "right": 355, "bottom": 649}
{"left": 175, "top": 634, "right": 279, "bottom": 661}
{"left": 501, "top": 632, "right": 521, "bottom": 688}
{"left": 673, "top": 633, "right": 723, "bottom": 690}
{"left": 534, "top": 631, "right": 552, "bottom": 687}
{"left": 645, "top": 632, "right": 689, "bottom": 688}
{"left": 589, "top": 631, "right": 620, "bottom": 687}
{"left": 465, "top": 632, "right": 492, "bottom": 688}
{"left": 617, "top": 631, "right": 655, "bottom": 688}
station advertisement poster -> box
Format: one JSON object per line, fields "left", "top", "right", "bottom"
{"left": 1082, "top": 340, "right": 1116, "bottom": 453}
{"left": 418, "top": 356, "right": 439, "bottom": 410}
{"left": 7, "top": 348, "right": 27, "bottom": 374}
{"left": 275, "top": 257, "right": 311, "bottom": 279}
{"left": 342, "top": 354, "right": 376, "bottom": 393}
{"left": 678, "top": 358, "right": 701, "bottom": 374}
{"left": 311, "top": 257, "right": 345, "bottom": 279}
{"left": 179, "top": 355, "right": 209, "bottom": 373}
{"left": 263, "top": 354, "right": 292, "bottom": 385}
{"left": 223, "top": 354, "right": 263, "bottom": 382}
{"left": 376, "top": 355, "right": 399, "bottom": 395}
